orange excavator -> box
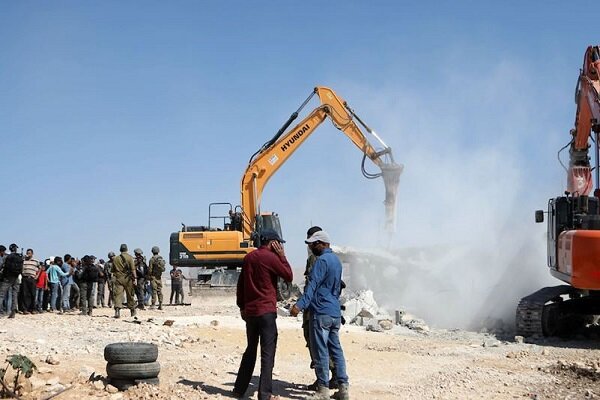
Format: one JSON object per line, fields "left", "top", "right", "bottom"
{"left": 169, "top": 86, "right": 403, "bottom": 292}
{"left": 517, "top": 45, "right": 600, "bottom": 337}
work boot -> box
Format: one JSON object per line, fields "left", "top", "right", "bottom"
{"left": 114, "top": 309, "right": 120, "bottom": 319}
{"left": 307, "top": 380, "right": 319, "bottom": 391}
{"left": 158, "top": 303, "right": 163, "bottom": 310}
{"left": 305, "top": 386, "right": 329, "bottom": 400}
{"left": 332, "top": 384, "right": 349, "bottom": 400}
{"left": 87, "top": 309, "right": 93, "bottom": 316}
{"left": 130, "top": 308, "right": 137, "bottom": 317}
{"left": 8, "top": 311, "right": 16, "bottom": 319}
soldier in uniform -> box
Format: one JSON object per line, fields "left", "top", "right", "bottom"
{"left": 133, "top": 248, "right": 147, "bottom": 310}
{"left": 111, "top": 244, "right": 137, "bottom": 318}
{"left": 105, "top": 252, "right": 115, "bottom": 307}
{"left": 148, "top": 246, "right": 166, "bottom": 310}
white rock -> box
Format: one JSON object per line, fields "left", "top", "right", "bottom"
{"left": 29, "top": 376, "right": 46, "bottom": 390}
{"left": 46, "top": 376, "right": 60, "bottom": 386}
{"left": 78, "top": 366, "right": 96, "bottom": 379}
{"left": 106, "top": 384, "right": 119, "bottom": 394}
{"left": 46, "top": 383, "right": 65, "bottom": 392}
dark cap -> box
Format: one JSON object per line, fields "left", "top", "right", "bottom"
{"left": 9, "top": 243, "right": 18, "bottom": 252}
{"left": 260, "top": 228, "right": 285, "bottom": 243}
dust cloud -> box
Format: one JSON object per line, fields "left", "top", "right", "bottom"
{"left": 334, "top": 143, "right": 558, "bottom": 331}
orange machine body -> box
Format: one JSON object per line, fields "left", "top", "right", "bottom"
{"left": 555, "top": 230, "right": 600, "bottom": 289}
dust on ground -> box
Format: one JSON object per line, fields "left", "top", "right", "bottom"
{"left": 1, "top": 296, "right": 600, "bottom": 400}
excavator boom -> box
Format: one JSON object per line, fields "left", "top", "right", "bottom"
{"left": 240, "top": 86, "right": 403, "bottom": 240}
{"left": 567, "top": 45, "right": 600, "bottom": 195}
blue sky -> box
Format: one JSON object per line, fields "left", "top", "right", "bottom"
{"left": 0, "top": 2, "right": 595, "bottom": 290}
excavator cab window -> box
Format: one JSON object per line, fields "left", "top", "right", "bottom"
{"left": 253, "top": 213, "right": 283, "bottom": 247}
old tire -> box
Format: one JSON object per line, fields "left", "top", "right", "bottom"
{"left": 106, "top": 361, "right": 160, "bottom": 380}
{"left": 104, "top": 342, "right": 158, "bottom": 364}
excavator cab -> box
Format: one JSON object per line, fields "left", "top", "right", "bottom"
{"left": 252, "top": 213, "right": 283, "bottom": 247}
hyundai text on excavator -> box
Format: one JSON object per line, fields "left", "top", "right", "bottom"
{"left": 169, "top": 86, "right": 403, "bottom": 293}
{"left": 516, "top": 46, "right": 600, "bottom": 337}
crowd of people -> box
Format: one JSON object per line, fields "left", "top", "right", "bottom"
{"left": 0, "top": 243, "right": 188, "bottom": 318}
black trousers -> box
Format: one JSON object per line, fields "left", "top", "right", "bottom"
{"left": 22, "top": 276, "right": 37, "bottom": 312}
{"left": 234, "top": 312, "right": 278, "bottom": 400}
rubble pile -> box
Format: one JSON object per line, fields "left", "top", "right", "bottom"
{"left": 341, "top": 289, "right": 430, "bottom": 333}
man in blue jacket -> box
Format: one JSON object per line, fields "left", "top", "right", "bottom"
{"left": 291, "top": 231, "right": 349, "bottom": 400}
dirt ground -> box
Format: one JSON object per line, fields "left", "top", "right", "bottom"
{"left": 2, "top": 295, "right": 600, "bottom": 400}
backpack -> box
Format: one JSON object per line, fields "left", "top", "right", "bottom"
{"left": 4, "top": 254, "right": 23, "bottom": 276}
{"left": 153, "top": 256, "right": 166, "bottom": 276}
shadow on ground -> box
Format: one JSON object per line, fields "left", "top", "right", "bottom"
{"left": 177, "top": 376, "right": 307, "bottom": 399}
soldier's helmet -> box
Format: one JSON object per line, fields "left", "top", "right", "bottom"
{"left": 108, "top": 251, "right": 115, "bottom": 258}
{"left": 134, "top": 248, "right": 143, "bottom": 255}
{"left": 9, "top": 243, "right": 18, "bottom": 252}
{"left": 151, "top": 246, "right": 160, "bottom": 254}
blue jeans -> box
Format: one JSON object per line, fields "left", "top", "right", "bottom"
{"left": 310, "top": 314, "right": 349, "bottom": 387}
{"left": 50, "top": 283, "right": 60, "bottom": 311}
{"left": 62, "top": 283, "right": 72, "bottom": 310}
{"left": 35, "top": 288, "right": 45, "bottom": 311}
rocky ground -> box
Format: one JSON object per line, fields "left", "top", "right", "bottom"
{"left": 1, "top": 295, "right": 600, "bottom": 400}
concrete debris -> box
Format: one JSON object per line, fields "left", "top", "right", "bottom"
{"left": 106, "top": 384, "right": 119, "bottom": 394}
{"left": 482, "top": 338, "right": 501, "bottom": 348}
{"left": 341, "top": 289, "right": 430, "bottom": 333}
{"left": 29, "top": 376, "right": 46, "bottom": 391}
{"left": 277, "top": 306, "right": 290, "bottom": 317}
{"left": 93, "top": 380, "right": 105, "bottom": 390}
{"left": 78, "top": 366, "right": 96, "bottom": 379}
{"left": 398, "top": 312, "right": 430, "bottom": 332}
{"left": 379, "top": 319, "right": 394, "bottom": 330}
{"left": 45, "top": 355, "right": 60, "bottom": 365}
{"left": 514, "top": 335, "right": 524, "bottom": 344}
{"left": 365, "top": 319, "right": 384, "bottom": 332}
{"left": 46, "top": 376, "right": 60, "bottom": 386}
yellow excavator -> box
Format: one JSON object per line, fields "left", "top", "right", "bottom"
{"left": 169, "top": 86, "right": 403, "bottom": 293}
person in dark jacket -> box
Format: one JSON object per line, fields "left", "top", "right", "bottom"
{"left": 0, "top": 244, "right": 23, "bottom": 318}
{"left": 78, "top": 255, "right": 99, "bottom": 316}
{"left": 232, "top": 229, "right": 293, "bottom": 400}
{"left": 133, "top": 248, "right": 147, "bottom": 310}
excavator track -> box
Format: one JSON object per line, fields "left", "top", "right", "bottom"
{"left": 516, "top": 285, "right": 575, "bottom": 337}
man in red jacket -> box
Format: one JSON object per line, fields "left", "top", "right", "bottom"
{"left": 233, "top": 229, "right": 293, "bottom": 400}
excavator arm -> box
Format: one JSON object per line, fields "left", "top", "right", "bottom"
{"left": 240, "top": 86, "right": 403, "bottom": 241}
{"left": 567, "top": 45, "right": 600, "bottom": 195}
